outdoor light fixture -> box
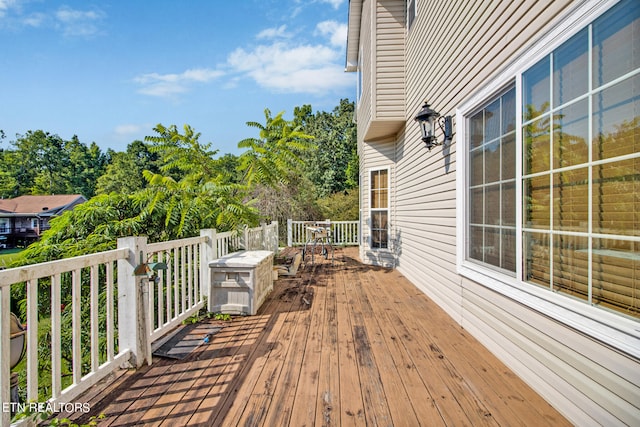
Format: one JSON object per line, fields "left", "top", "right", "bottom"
{"left": 414, "top": 102, "right": 453, "bottom": 150}
{"left": 134, "top": 251, "right": 168, "bottom": 283}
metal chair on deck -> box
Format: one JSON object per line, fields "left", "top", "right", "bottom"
{"left": 302, "top": 221, "right": 334, "bottom": 264}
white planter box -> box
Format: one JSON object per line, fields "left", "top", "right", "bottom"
{"left": 208, "top": 250, "right": 274, "bottom": 315}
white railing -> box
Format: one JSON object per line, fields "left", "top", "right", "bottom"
{"left": 0, "top": 222, "right": 277, "bottom": 426}
{"left": 0, "top": 248, "right": 130, "bottom": 426}
{"left": 287, "top": 219, "right": 359, "bottom": 247}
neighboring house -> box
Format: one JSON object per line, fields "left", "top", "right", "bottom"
{"left": 347, "top": 0, "right": 639, "bottom": 425}
{"left": 0, "top": 194, "right": 86, "bottom": 246}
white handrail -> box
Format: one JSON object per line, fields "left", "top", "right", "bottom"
{"left": 287, "top": 219, "right": 359, "bottom": 247}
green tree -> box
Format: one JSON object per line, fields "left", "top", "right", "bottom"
{"left": 237, "top": 109, "right": 318, "bottom": 238}
{"left": 238, "top": 109, "right": 315, "bottom": 187}
{"left": 297, "top": 99, "right": 359, "bottom": 197}
{"left": 140, "top": 124, "right": 258, "bottom": 237}
{"left": 3, "top": 131, "right": 106, "bottom": 197}
{"left": 65, "top": 137, "right": 108, "bottom": 198}
{"left": 96, "top": 141, "right": 160, "bottom": 195}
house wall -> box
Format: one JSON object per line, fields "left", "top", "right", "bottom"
{"left": 357, "top": 0, "right": 401, "bottom": 267}
{"left": 355, "top": 0, "right": 640, "bottom": 425}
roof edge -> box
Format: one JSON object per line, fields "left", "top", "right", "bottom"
{"left": 345, "top": 0, "right": 363, "bottom": 72}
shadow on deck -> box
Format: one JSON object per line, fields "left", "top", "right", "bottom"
{"left": 65, "top": 247, "right": 569, "bottom": 426}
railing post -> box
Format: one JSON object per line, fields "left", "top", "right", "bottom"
{"left": 117, "top": 236, "right": 151, "bottom": 368}
{"left": 272, "top": 221, "right": 279, "bottom": 252}
{"left": 261, "top": 222, "right": 267, "bottom": 250}
{"left": 200, "top": 229, "right": 216, "bottom": 299}
{"left": 287, "top": 219, "right": 292, "bottom": 247}
{"left": 243, "top": 225, "right": 249, "bottom": 250}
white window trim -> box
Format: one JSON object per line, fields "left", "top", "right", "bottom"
{"left": 356, "top": 46, "right": 363, "bottom": 106}
{"left": 369, "top": 166, "right": 391, "bottom": 251}
{"left": 455, "top": 0, "right": 640, "bottom": 359}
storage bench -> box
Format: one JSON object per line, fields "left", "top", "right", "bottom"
{"left": 208, "top": 250, "right": 274, "bottom": 315}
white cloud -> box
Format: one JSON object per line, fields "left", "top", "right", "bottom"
{"left": 0, "top": 3, "right": 105, "bottom": 35}
{"left": 134, "top": 68, "right": 224, "bottom": 98}
{"left": 316, "top": 20, "right": 347, "bottom": 47}
{"left": 114, "top": 124, "right": 144, "bottom": 136}
{"left": 21, "top": 12, "right": 45, "bottom": 28}
{"left": 54, "top": 6, "right": 105, "bottom": 37}
{"left": 257, "top": 24, "right": 291, "bottom": 40}
{"left": 0, "top": 0, "right": 19, "bottom": 18}
{"left": 319, "top": 0, "right": 346, "bottom": 9}
{"left": 227, "top": 42, "right": 352, "bottom": 94}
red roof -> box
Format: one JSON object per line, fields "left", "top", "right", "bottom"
{"left": 0, "top": 195, "right": 86, "bottom": 214}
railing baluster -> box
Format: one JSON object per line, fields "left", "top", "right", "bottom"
{"left": 90, "top": 265, "right": 99, "bottom": 372}
{"left": 174, "top": 247, "right": 179, "bottom": 318}
{"left": 155, "top": 252, "right": 163, "bottom": 330}
{"left": 51, "top": 273, "right": 62, "bottom": 399}
{"left": 106, "top": 261, "right": 114, "bottom": 362}
{"left": 181, "top": 247, "right": 186, "bottom": 315}
{"left": 72, "top": 269, "right": 81, "bottom": 386}
{"left": 165, "top": 251, "right": 172, "bottom": 323}
{"left": 27, "top": 278, "right": 39, "bottom": 401}
{"left": 193, "top": 244, "right": 200, "bottom": 305}
{"left": 187, "top": 245, "right": 193, "bottom": 308}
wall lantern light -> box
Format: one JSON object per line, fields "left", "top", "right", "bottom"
{"left": 414, "top": 102, "right": 453, "bottom": 150}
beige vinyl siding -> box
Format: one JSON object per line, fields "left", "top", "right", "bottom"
{"left": 356, "top": 0, "right": 372, "bottom": 137}
{"left": 374, "top": 0, "right": 404, "bottom": 119}
{"left": 391, "top": 0, "right": 639, "bottom": 425}
{"left": 357, "top": 0, "right": 405, "bottom": 141}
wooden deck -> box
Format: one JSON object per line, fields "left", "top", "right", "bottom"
{"left": 69, "top": 247, "right": 569, "bottom": 426}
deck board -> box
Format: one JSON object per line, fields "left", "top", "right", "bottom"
{"left": 69, "top": 247, "right": 570, "bottom": 427}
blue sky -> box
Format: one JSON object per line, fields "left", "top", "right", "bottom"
{"left": 0, "top": 0, "right": 354, "bottom": 155}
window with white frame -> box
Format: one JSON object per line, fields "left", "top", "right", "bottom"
{"left": 463, "top": 0, "right": 640, "bottom": 320}
{"left": 468, "top": 86, "right": 517, "bottom": 273}
{"left": 370, "top": 168, "right": 389, "bottom": 249}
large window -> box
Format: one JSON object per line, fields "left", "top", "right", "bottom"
{"left": 465, "top": 0, "right": 640, "bottom": 319}
{"left": 370, "top": 168, "right": 389, "bottom": 249}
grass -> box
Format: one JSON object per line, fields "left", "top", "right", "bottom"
{"left": 0, "top": 248, "right": 24, "bottom": 268}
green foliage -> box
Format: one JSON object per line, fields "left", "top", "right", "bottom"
{"left": 316, "top": 189, "right": 359, "bottom": 221}
{"left": 0, "top": 131, "right": 107, "bottom": 198}
{"left": 238, "top": 109, "right": 319, "bottom": 238}
{"left": 238, "top": 109, "right": 315, "bottom": 187}
{"left": 15, "top": 125, "right": 259, "bottom": 267}
{"left": 213, "top": 312, "right": 232, "bottom": 321}
{"left": 12, "top": 403, "right": 105, "bottom": 426}
{"left": 0, "top": 248, "right": 24, "bottom": 268}
{"left": 96, "top": 141, "right": 160, "bottom": 195}
{"left": 296, "top": 99, "right": 359, "bottom": 197}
